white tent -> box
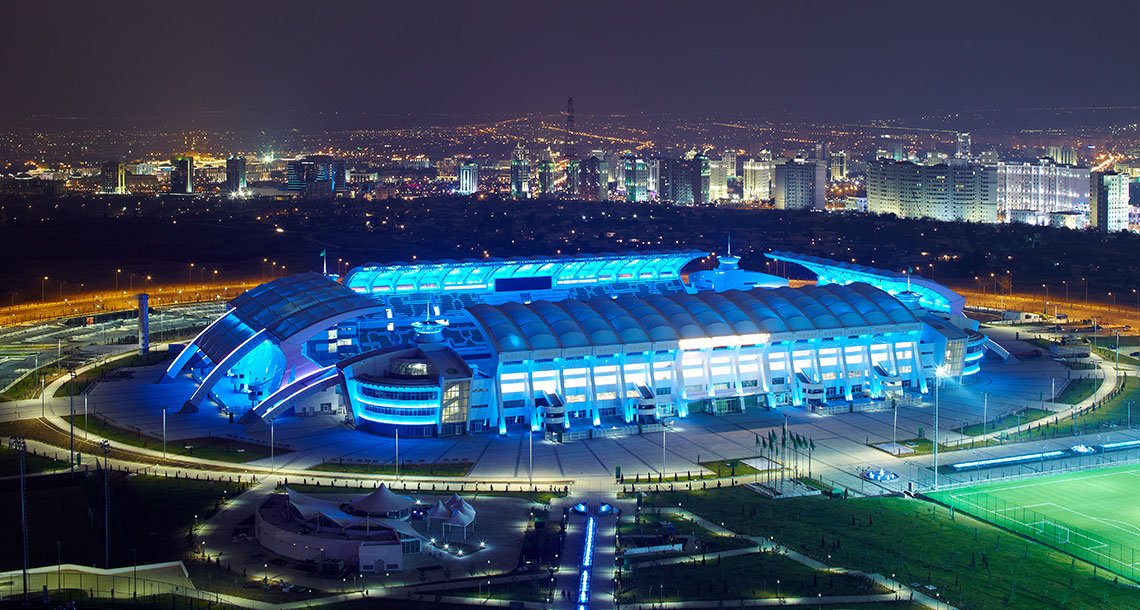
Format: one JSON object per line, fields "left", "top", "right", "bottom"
{"left": 443, "top": 507, "right": 475, "bottom": 540}
{"left": 348, "top": 483, "right": 415, "bottom": 517}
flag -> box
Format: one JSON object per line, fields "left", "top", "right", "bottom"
{"left": 319, "top": 249, "right": 326, "bottom": 257}
{"left": 782, "top": 427, "right": 787, "bottom": 447}
{"left": 754, "top": 433, "right": 760, "bottom": 446}
{"left": 761, "top": 437, "right": 767, "bottom": 449}
{"left": 809, "top": 439, "right": 816, "bottom": 452}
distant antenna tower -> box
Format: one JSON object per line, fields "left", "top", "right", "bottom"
{"left": 564, "top": 95, "right": 576, "bottom": 162}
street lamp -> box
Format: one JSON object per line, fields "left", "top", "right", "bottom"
{"left": 933, "top": 364, "right": 950, "bottom": 491}
{"left": 10, "top": 437, "right": 28, "bottom": 603}
{"left": 42, "top": 276, "right": 49, "bottom": 302}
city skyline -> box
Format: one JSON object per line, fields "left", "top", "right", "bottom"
{"left": 4, "top": 1, "right": 1140, "bottom": 131}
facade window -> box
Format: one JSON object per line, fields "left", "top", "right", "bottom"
{"left": 771, "top": 377, "right": 787, "bottom": 385}
{"left": 741, "top": 379, "right": 759, "bottom": 388}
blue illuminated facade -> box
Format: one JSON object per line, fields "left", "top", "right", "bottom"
{"left": 766, "top": 251, "right": 966, "bottom": 315}
{"left": 166, "top": 250, "right": 990, "bottom": 438}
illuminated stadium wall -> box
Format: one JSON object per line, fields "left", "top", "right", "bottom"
{"left": 165, "top": 251, "right": 984, "bottom": 438}
{"left": 465, "top": 283, "right": 937, "bottom": 433}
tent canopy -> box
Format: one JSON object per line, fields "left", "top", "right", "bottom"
{"left": 348, "top": 483, "right": 415, "bottom": 515}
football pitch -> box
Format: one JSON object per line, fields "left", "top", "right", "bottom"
{"left": 930, "top": 464, "right": 1140, "bottom": 579}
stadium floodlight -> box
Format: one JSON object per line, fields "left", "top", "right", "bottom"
{"left": 933, "top": 364, "right": 950, "bottom": 490}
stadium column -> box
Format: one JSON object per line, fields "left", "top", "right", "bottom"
{"left": 702, "top": 347, "right": 714, "bottom": 408}
{"left": 907, "top": 338, "right": 928, "bottom": 394}
{"left": 614, "top": 352, "right": 629, "bottom": 425}
{"left": 525, "top": 359, "right": 538, "bottom": 431}
{"left": 584, "top": 355, "right": 597, "bottom": 426}
{"left": 759, "top": 344, "right": 773, "bottom": 393}
{"left": 785, "top": 344, "right": 803, "bottom": 407}
{"left": 671, "top": 349, "right": 687, "bottom": 418}
{"left": 809, "top": 338, "right": 824, "bottom": 387}
{"left": 644, "top": 354, "right": 657, "bottom": 424}
{"left": 730, "top": 345, "right": 744, "bottom": 411}
{"left": 862, "top": 343, "right": 881, "bottom": 398}
{"left": 495, "top": 373, "right": 507, "bottom": 435}
{"left": 886, "top": 340, "right": 902, "bottom": 389}
{"left": 838, "top": 339, "right": 853, "bottom": 401}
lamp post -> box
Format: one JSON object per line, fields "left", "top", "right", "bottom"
{"left": 42, "top": 276, "right": 49, "bottom": 302}
{"left": 100, "top": 439, "right": 111, "bottom": 568}
{"left": 10, "top": 437, "right": 28, "bottom": 603}
{"left": 933, "top": 365, "right": 949, "bottom": 491}
{"left": 69, "top": 367, "right": 77, "bottom": 474}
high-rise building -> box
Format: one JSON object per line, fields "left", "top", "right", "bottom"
{"left": 657, "top": 157, "right": 693, "bottom": 205}
{"left": 829, "top": 151, "right": 848, "bottom": 181}
{"left": 722, "top": 152, "right": 737, "bottom": 179}
{"left": 1090, "top": 170, "right": 1129, "bottom": 232}
{"left": 100, "top": 161, "right": 126, "bottom": 194}
{"left": 956, "top": 133, "right": 972, "bottom": 159}
{"left": 510, "top": 145, "right": 530, "bottom": 199}
{"left": 708, "top": 158, "right": 729, "bottom": 201}
{"left": 996, "top": 158, "right": 1089, "bottom": 219}
{"left": 537, "top": 160, "right": 555, "bottom": 197}
{"left": 646, "top": 158, "right": 661, "bottom": 200}
{"left": 866, "top": 159, "right": 997, "bottom": 223}
{"left": 457, "top": 161, "right": 479, "bottom": 195}
{"left": 891, "top": 142, "right": 908, "bottom": 162}
{"left": 170, "top": 156, "right": 194, "bottom": 195}
{"left": 225, "top": 156, "right": 247, "bottom": 195}
{"left": 622, "top": 156, "right": 649, "bottom": 202}
{"left": 773, "top": 158, "right": 826, "bottom": 210}
{"left": 1046, "top": 146, "right": 1078, "bottom": 166}
{"left": 692, "top": 154, "right": 710, "bottom": 205}
{"left": 287, "top": 156, "right": 347, "bottom": 196}
{"left": 741, "top": 159, "right": 773, "bottom": 201}
{"left": 577, "top": 156, "right": 605, "bottom": 201}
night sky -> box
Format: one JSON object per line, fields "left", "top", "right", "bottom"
{"left": 3, "top": 0, "right": 1140, "bottom": 129}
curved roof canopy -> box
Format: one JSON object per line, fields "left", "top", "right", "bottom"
{"left": 229, "top": 272, "right": 382, "bottom": 341}
{"left": 466, "top": 283, "right": 918, "bottom": 352}
{"left": 344, "top": 250, "right": 704, "bottom": 296}
{"left": 765, "top": 251, "right": 965, "bottom": 315}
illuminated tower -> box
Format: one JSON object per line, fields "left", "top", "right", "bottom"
{"left": 510, "top": 144, "right": 530, "bottom": 198}
{"left": 226, "top": 156, "right": 247, "bottom": 195}
{"left": 956, "top": 132, "right": 972, "bottom": 159}
{"left": 537, "top": 160, "right": 556, "bottom": 197}
{"left": 170, "top": 156, "right": 194, "bottom": 195}
{"left": 563, "top": 95, "right": 576, "bottom": 193}
{"left": 1090, "top": 170, "right": 1129, "bottom": 232}
{"left": 458, "top": 161, "right": 479, "bottom": 195}
{"left": 100, "top": 161, "right": 126, "bottom": 194}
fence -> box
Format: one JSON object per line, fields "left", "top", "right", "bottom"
{"left": 930, "top": 489, "right": 1140, "bottom": 582}
{"left": 1, "top": 567, "right": 241, "bottom": 609}
{"left": 912, "top": 446, "right": 1140, "bottom": 491}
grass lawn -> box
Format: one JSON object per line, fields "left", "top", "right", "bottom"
{"left": 63, "top": 414, "right": 281, "bottom": 463}
{"left": 929, "top": 464, "right": 1140, "bottom": 581}
{"left": 1092, "top": 345, "right": 1140, "bottom": 367}
{"left": 431, "top": 576, "right": 554, "bottom": 604}
{"left": 309, "top": 459, "right": 473, "bottom": 477}
{"left": 0, "top": 473, "right": 246, "bottom": 570}
{"left": 957, "top": 408, "right": 1054, "bottom": 436}
{"left": 700, "top": 458, "right": 763, "bottom": 477}
{"left": 185, "top": 559, "right": 331, "bottom": 603}
{"left": 639, "top": 487, "right": 1140, "bottom": 609}
{"left": 0, "top": 443, "right": 69, "bottom": 475}
{"left": 618, "top": 551, "right": 882, "bottom": 603}
{"left": 618, "top": 512, "right": 754, "bottom": 554}
{"left": 1055, "top": 377, "right": 1105, "bottom": 405}
{"left": 52, "top": 351, "right": 173, "bottom": 398}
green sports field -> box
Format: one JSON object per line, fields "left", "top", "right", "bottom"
{"left": 930, "top": 464, "right": 1140, "bottom": 580}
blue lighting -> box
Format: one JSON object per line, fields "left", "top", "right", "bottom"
{"left": 950, "top": 451, "right": 1066, "bottom": 471}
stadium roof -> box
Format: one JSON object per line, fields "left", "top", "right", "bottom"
{"left": 344, "top": 250, "right": 704, "bottom": 295}
{"left": 766, "top": 251, "right": 965, "bottom": 314}
{"left": 229, "top": 272, "right": 382, "bottom": 341}
{"left": 466, "top": 283, "right": 919, "bottom": 352}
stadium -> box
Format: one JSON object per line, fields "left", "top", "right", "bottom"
{"left": 162, "top": 249, "right": 993, "bottom": 438}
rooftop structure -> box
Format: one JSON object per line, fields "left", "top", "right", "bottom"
{"left": 765, "top": 251, "right": 966, "bottom": 315}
